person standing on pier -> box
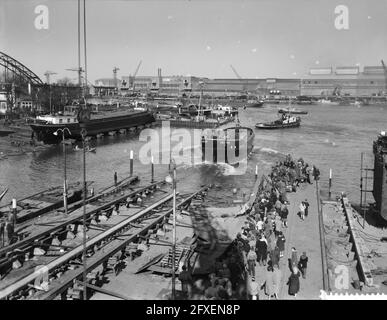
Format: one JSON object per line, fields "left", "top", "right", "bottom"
{"left": 299, "top": 201, "right": 306, "bottom": 220}
{"left": 276, "top": 231, "right": 286, "bottom": 258}
{"left": 280, "top": 204, "right": 289, "bottom": 228}
{"left": 289, "top": 247, "right": 298, "bottom": 271}
{"left": 287, "top": 267, "right": 301, "bottom": 297}
{"left": 247, "top": 247, "right": 257, "bottom": 279}
{"left": 312, "top": 166, "right": 320, "bottom": 181}
{"left": 256, "top": 234, "right": 268, "bottom": 266}
{"left": 272, "top": 264, "right": 282, "bottom": 299}
{"left": 303, "top": 199, "right": 310, "bottom": 218}
{"left": 114, "top": 172, "right": 118, "bottom": 186}
{"left": 178, "top": 265, "right": 193, "bottom": 299}
{"left": 298, "top": 252, "right": 308, "bottom": 279}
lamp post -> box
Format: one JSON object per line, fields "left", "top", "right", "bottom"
{"left": 54, "top": 128, "right": 72, "bottom": 215}
{"left": 165, "top": 159, "right": 177, "bottom": 300}
{"left": 80, "top": 127, "right": 87, "bottom": 299}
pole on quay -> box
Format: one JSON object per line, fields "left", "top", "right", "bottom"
{"left": 328, "top": 168, "right": 332, "bottom": 199}
{"left": 130, "top": 150, "right": 134, "bottom": 176}
{"left": 151, "top": 155, "right": 154, "bottom": 183}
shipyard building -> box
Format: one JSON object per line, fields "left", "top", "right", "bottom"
{"left": 94, "top": 65, "right": 386, "bottom": 98}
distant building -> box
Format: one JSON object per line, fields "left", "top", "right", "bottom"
{"left": 301, "top": 65, "right": 386, "bottom": 97}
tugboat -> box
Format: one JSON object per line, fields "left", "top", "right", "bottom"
{"left": 255, "top": 113, "right": 301, "bottom": 129}
{"left": 201, "top": 120, "right": 255, "bottom": 165}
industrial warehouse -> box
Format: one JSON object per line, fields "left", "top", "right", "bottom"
{"left": 93, "top": 64, "right": 387, "bottom": 99}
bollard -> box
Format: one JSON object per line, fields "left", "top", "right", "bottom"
{"left": 130, "top": 150, "right": 134, "bottom": 176}
{"left": 151, "top": 155, "right": 154, "bottom": 183}
{"left": 329, "top": 168, "right": 332, "bottom": 198}
{"left": 255, "top": 165, "right": 258, "bottom": 180}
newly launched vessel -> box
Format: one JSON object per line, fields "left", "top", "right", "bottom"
{"left": 256, "top": 114, "right": 301, "bottom": 129}
{"left": 30, "top": 108, "right": 155, "bottom": 144}
{"left": 373, "top": 131, "right": 387, "bottom": 221}
{"left": 201, "top": 125, "right": 255, "bottom": 165}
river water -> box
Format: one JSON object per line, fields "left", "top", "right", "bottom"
{"left": 0, "top": 103, "right": 386, "bottom": 207}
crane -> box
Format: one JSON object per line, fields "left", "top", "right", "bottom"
{"left": 129, "top": 60, "right": 142, "bottom": 92}
{"left": 44, "top": 71, "right": 57, "bottom": 84}
{"left": 381, "top": 60, "right": 387, "bottom": 95}
{"left": 66, "top": 67, "right": 84, "bottom": 87}
{"left": 230, "top": 65, "right": 248, "bottom": 96}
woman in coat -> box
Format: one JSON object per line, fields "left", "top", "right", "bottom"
{"left": 261, "top": 266, "right": 275, "bottom": 300}
{"left": 287, "top": 267, "right": 301, "bottom": 297}
{"left": 272, "top": 265, "right": 282, "bottom": 299}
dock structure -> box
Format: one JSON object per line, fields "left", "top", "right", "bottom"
{"left": 277, "top": 182, "right": 324, "bottom": 299}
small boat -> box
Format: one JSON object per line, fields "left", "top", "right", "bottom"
{"left": 246, "top": 99, "right": 264, "bottom": 108}
{"left": 278, "top": 108, "right": 308, "bottom": 115}
{"left": 256, "top": 114, "right": 301, "bottom": 129}
{"left": 0, "top": 182, "right": 89, "bottom": 223}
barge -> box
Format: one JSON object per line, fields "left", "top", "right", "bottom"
{"left": 30, "top": 108, "right": 155, "bottom": 144}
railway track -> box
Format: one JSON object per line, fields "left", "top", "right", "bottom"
{"left": 0, "top": 179, "right": 165, "bottom": 283}
{"left": 0, "top": 184, "right": 209, "bottom": 300}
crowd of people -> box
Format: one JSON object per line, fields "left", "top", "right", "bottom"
{"left": 177, "top": 154, "right": 319, "bottom": 300}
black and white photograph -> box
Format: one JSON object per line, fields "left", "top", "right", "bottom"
{"left": 0, "top": 0, "right": 387, "bottom": 305}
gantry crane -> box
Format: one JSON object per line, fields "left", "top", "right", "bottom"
{"left": 44, "top": 71, "right": 57, "bottom": 84}
{"left": 129, "top": 60, "right": 142, "bottom": 92}
{"left": 66, "top": 67, "right": 84, "bottom": 87}
{"left": 230, "top": 65, "right": 249, "bottom": 96}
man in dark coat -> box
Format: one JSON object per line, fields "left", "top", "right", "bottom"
{"left": 287, "top": 267, "right": 300, "bottom": 297}
{"left": 178, "top": 265, "right": 193, "bottom": 299}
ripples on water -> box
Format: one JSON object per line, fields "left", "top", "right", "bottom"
{"left": 0, "top": 104, "right": 386, "bottom": 206}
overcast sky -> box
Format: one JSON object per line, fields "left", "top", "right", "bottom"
{"left": 1, "top": 0, "right": 387, "bottom": 82}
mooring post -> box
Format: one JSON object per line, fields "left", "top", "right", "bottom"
{"left": 130, "top": 150, "right": 133, "bottom": 177}
{"left": 255, "top": 164, "right": 258, "bottom": 180}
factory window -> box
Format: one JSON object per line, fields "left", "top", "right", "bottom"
{"left": 67, "top": 118, "right": 70, "bottom": 123}
{"left": 370, "top": 81, "right": 374, "bottom": 84}
{"left": 314, "top": 81, "right": 318, "bottom": 84}
{"left": 59, "top": 119, "right": 63, "bottom": 124}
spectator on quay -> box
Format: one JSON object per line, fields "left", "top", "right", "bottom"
{"left": 178, "top": 265, "right": 193, "bottom": 299}
{"left": 298, "top": 252, "right": 309, "bottom": 279}
{"left": 287, "top": 266, "right": 301, "bottom": 298}
{"left": 276, "top": 231, "right": 286, "bottom": 258}
{"left": 299, "top": 201, "right": 306, "bottom": 220}
{"left": 204, "top": 279, "right": 219, "bottom": 300}
{"left": 247, "top": 247, "right": 257, "bottom": 278}
{"left": 270, "top": 245, "right": 281, "bottom": 268}
{"left": 280, "top": 204, "right": 289, "bottom": 228}
{"left": 272, "top": 264, "right": 282, "bottom": 299}
{"left": 289, "top": 247, "right": 298, "bottom": 271}
{"left": 247, "top": 277, "right": 259, "bottom": 300}
{"left": 313, "top": 165, "right": 320, "bottom": 181}
{"left": 261, "top": 265, "right": 275, "bottom": 300}
{"left": 256, "top": 234, "right": 268, "bottom": 266}
{"left": 303, "top": 199, "right": 310, "bottom": 217}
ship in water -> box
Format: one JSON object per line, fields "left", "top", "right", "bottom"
{"left": 373, "top": 131, "right": 387, "bottom": 221}
{"left": 30, "top": 107, "right": 155, "bottom": 144}
{"left": 201, "top": 123, "right": 255, "bottom": 165}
